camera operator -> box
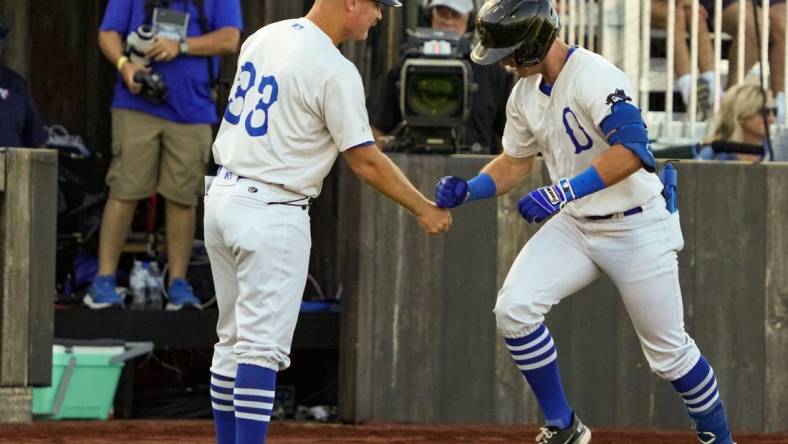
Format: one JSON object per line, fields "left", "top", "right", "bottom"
{"left": 87, "top": 0, "right": 241, "bottom": 310}
{"left": 370, "top": 0, "right": 512, "bottom": 154}
{"left": 0, "top": 14, "right": 47, "bottom": 148}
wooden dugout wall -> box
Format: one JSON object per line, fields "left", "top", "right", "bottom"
{"left": 338, "top": 156, "right": 788, "bottom": 433}
{"left": 0, "top": 149, "right": 57, "bottom": 422}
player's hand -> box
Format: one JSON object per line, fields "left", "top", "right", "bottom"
{"left": 517, "top": 181, "right": 574, "bottom": 223}
{"left": 417, "top": 203, "right": 452, "bottom": 235}
{"left": 435, "top": 176, "right": 469, "bottom": 208}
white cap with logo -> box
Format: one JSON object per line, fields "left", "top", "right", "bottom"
{"left": 429, "top": 0, "right": 475, "bottom": 15}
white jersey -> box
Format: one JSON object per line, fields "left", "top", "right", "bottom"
{"left": 212, "top": 18, "right": 373, "bottom": 198}
{"left": 502, "top": 47, "right": 663, "bottom": 218}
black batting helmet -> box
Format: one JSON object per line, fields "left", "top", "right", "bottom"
{"left": 377, "top": 0, "right": 403, "bottom": 6}
{"left": 471, "top": 0, "right": 561, "bottom": 67}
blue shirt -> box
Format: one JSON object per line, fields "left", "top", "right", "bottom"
{"left": 100, "top": 0, "right": 242, "bottom": 124}
{"left": 0, "top": 67, "right": 47, "bottom": 148}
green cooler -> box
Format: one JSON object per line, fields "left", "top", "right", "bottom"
{"left": 32, "top": 341, "right": 153, "bottom": 420}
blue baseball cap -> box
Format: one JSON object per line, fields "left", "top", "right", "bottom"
{"left": 377, "top": 0, "right": 403, "bottom": 6}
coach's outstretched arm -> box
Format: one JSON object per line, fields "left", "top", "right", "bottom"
{"left": 344, "top": 145, "right": 452, "bottom": 235}
{"left": 435, "top": 153, "right": 536, "bottom": 209}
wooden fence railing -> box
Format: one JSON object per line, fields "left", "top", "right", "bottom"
{"left": 338, "top": 155, "right": 788, "bottom": 433}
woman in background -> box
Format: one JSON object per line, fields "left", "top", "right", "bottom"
{"left": 698, "top": 82, "right": 775, "bottom": 161}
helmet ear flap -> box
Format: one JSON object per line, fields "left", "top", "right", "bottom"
{"left": 513, "top": 44, "right": 528, "bottom": 67}
{"left": 510, "top": 42, "right": 540, "bottom": 67}
{"left": 511, "top": 18, "right": 561, "bottom": 67}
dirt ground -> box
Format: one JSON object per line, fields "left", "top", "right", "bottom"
{"left": 0, "top": 420, "right": 786, "bottom": 443}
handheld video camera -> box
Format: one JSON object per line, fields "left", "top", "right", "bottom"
{"left": 125, "top": 24, "right": 168, "bottom": 104}
{"left": 387, "top": 27, "right": 476, "bottom": 154}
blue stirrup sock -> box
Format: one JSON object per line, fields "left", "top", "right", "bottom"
{"left": 505, "top": 324, "right": 574, "bottom": 429}
{"left": 235, "top": 364, "right": 277, "bottom": 444}
{"left": 210, "top": 372, "right": 236, "bottom": 444}
{"left": 671, "top": 356, "right": 733, "bottom": 442}
{"left": 467, "top": 173, "right": 497, "bottom": 202}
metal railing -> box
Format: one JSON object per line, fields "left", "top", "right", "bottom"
{"left": 558, "top": 0, "right": 787, "bottom": 142}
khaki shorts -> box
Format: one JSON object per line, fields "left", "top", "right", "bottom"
{"left": 106, "top": 108, "right": 212, "bottom": 207}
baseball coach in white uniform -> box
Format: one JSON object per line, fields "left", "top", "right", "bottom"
{"left": 204, "top": 1, "right": 452, "bottom": 443}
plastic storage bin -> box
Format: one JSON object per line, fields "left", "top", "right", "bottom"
{"left": 32, "top": 341, "right": 152, "bottom": 420}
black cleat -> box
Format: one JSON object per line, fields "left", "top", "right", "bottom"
{"left": 534, "top": 414, "right": 591, "bottom": 444}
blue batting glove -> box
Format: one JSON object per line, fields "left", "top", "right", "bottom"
{"left": 435, "top": 176, "right": 470, "bottom": 208}
{"left": 517, "top": 179, "right": 576, "bottom": 223}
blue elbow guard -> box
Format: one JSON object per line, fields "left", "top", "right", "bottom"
{"left": 600, "top": 101, "right": 656, "bottom": 172}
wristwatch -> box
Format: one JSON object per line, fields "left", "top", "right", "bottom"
{"left": 179, "top": 39, "right": 189, "bottom": 55}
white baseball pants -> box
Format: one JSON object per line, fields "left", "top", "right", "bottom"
{"left": 204, "top": 173, "right": 311, "bottom": 376}
{"left": 494, "top": 196, "right": 701, "bottom": 381}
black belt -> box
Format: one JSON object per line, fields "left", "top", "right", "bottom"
{"left": 586, "top": 206, "right": 643, "bottom": 221}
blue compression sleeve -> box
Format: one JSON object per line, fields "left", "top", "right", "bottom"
{"left": 568, "top": 166, "right": 606, "bottom": 199}
{"left": 467, "top": 173, "right": 497, "bottom": 201}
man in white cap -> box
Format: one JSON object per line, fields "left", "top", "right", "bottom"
{"left": 428, "top": 0, "right": 475, "bottom": 34}
{"left": 370, "top": 0, "right": 512, "bottom": 154}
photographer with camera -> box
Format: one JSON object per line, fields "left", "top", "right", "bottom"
{"left": 370, "top": 0, "right": 512, "bottom": 154}
{"left": 87, "top": 0, "right": 242, "bottom": 310}
{"left": 0, "top": 13, "right": 47, "bottom": 148}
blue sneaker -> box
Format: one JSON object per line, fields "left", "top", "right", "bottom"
{"left": 166, "top": 278, "right": 202, "bottom": 311}
{"left": 83, "top": 275, "right": 124, "bottom": 309}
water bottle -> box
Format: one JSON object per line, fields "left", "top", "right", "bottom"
{"left": 129, "top": 260, "right": 148, "bottom": 310}
{"left": 146, "top": 261, "right": 163, "bottom": 310}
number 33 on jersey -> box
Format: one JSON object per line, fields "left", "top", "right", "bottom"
{"left": 223, "top": 61, "right": 279, "bottom": 137}
{"left": 212, "top": 19, "right": 374, "bottom": 199}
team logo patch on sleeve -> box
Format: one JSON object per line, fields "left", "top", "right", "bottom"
{"left": 606, "top": 89, "right": 632, "bottom": 105}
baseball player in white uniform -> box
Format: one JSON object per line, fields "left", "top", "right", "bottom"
{"left": 435, "top": 1, "right": 735, "bottom": 443}
{"left": 204, "top": 1, "right": 451, "bottom": 443}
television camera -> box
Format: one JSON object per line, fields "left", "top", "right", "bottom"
{"left": 385, "top": 27, "right": 477, "bottom": 154}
